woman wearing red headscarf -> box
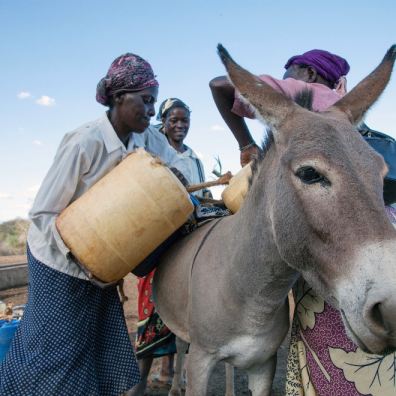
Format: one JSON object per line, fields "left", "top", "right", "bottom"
{"left": 0, "top": 53, "right": 184, "bottom": 396}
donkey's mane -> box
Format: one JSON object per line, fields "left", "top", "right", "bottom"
{"left": 249, "top": 130, "right": 273, "bottom": 187}
{"left": 294, "top": 88, "right": 314, "bottom": 111}
{"left": 249, "top": 89, "right": 314, "bottom": 187}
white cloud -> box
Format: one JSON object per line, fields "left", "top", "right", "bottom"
{"left": 210, "top": 124, "right": 226, "bottom": 132}
{"left": 32, "top": 140, "right": 43, "bottom": 146}
{"left": 17, "top": 91, "right": 31, "bottom": 99}
{"left": 0, "top": 192, "right": 12, "bottom": 199}
{"left": 27, "top": 185, "right": 40, "bottom": 193}
{"left": 36, "top": 95, "right": 55, "bottom": 106}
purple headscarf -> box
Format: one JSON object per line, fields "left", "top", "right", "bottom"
{"left": 96, "top": 53, "right": 159, "bottom": 106}
{"left": 284, "top": 49, "right": 350, "bottom": 85}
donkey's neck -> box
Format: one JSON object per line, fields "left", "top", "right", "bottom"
{"left": 227, "top": 213, "right": 297, "bottom": 308}
{"left": 224, "top": 162, "right": 299, "bottom": 317}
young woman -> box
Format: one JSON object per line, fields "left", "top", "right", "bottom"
{"left": 157, "top": 98, "right": 209, "bottom": 197}
{"left": 0, "top": 53, "right": 184, "bottom": 396}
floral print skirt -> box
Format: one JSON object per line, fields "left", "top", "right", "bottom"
{"left": 286, "top": 206, "right": 396, "bottom": 396}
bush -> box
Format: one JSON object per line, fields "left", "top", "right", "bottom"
{"left": 0, "top": 219, "right": 30, "bottom": 256}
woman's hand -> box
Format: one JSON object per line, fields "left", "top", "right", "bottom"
{"left": 240, "top": 144, "right": 261, "bottom": 167}
{"left": 210, "top": 76, "right": 259, "bottom": 167}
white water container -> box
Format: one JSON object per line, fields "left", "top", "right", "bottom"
{"left": 221, "top": 163, "right": 252, "bottom": 213}
{"left": 56, "top": 149, "right": 194, "bottom": 283}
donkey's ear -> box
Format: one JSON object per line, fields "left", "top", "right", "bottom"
{"left": 330, "top": 45, "right": 396, "bottom": 124}
{"left": 217, "top": 44, "right": 297, "bottom": 130}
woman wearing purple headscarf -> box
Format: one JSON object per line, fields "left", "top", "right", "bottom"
{"left": 209, "top": 48, "right": 350, "bottom": 166}
{"left": 0, "top": 53, "right": 184, "bottom": 396}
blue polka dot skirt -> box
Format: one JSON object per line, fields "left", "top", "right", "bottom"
{"left": 0, "top": 246, "right": 140, "bottom": 395}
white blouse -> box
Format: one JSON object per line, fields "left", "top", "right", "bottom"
{"left": 27, "top": 114, "right": 184, "bottom": 279}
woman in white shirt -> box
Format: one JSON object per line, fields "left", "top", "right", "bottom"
{"left": 158, "top": 98, "right": 209, "bottom": 197}
{"left": 0, "top": 53, "right": 183, "bottom": 396}
{"left": 131, "top": 98, "right": 208, "bottom": 395}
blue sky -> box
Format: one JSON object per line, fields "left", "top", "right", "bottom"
{"left": 1, "top": 0, "right": 395, "bottom": 221}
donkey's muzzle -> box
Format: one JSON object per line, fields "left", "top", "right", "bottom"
{"left": 363, "top": 295, "right": 396, "bottom": 354}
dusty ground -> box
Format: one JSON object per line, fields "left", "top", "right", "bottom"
{"left": 0, "top": 255, "right": 26, "bottom": 265}
{"left": 0, "top": 272, "right": 289, "bottom": 395}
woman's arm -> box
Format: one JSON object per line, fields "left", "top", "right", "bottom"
{"left": 29, "top": 139, "right": 90, "bottom": 258}
{"left": 209, "top": 76, "right": 260, "bottom": 166}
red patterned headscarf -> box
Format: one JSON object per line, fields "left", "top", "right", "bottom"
{"left": 96, "top": 53, "right": 159, "bottom": 106}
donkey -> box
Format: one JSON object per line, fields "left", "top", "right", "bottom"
{"left": 153, "top": 44, "right": 396, "bottom": 396}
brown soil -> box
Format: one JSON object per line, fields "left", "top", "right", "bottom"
{"left": 0, "top": 255, "right": 26, "bottom": 266}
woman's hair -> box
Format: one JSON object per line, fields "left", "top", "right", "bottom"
{"left": 156, "top": 98, "right": 191, "bottom": 121}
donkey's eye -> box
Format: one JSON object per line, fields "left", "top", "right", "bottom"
{"left": 295, "top": 166, "right": 331, "bottom": 187}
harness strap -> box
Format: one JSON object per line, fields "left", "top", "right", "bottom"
{"left": 195, "top": 158, "right": 205, "bottom": 183}
{"left": 184, "top": 218, "right": 223, "bottom": 335}
{"left": 190, "top": 218, "right": 222, "bottom": 278}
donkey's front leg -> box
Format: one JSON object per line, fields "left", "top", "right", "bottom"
{"left": 185, "top": 343, "right": 216, "bottom": 396}
{"left": 247, "top": 355, "right": 276, "bottom": 396}
{"left": 169, "top": 337, "right": 189, "bottom": 396}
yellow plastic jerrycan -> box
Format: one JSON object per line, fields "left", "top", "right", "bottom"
{"left": 56, "top": 149, "right": 194, "bottom": 283}
{"left": 221, "top": 163, "right": 252, "bottom": 214}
